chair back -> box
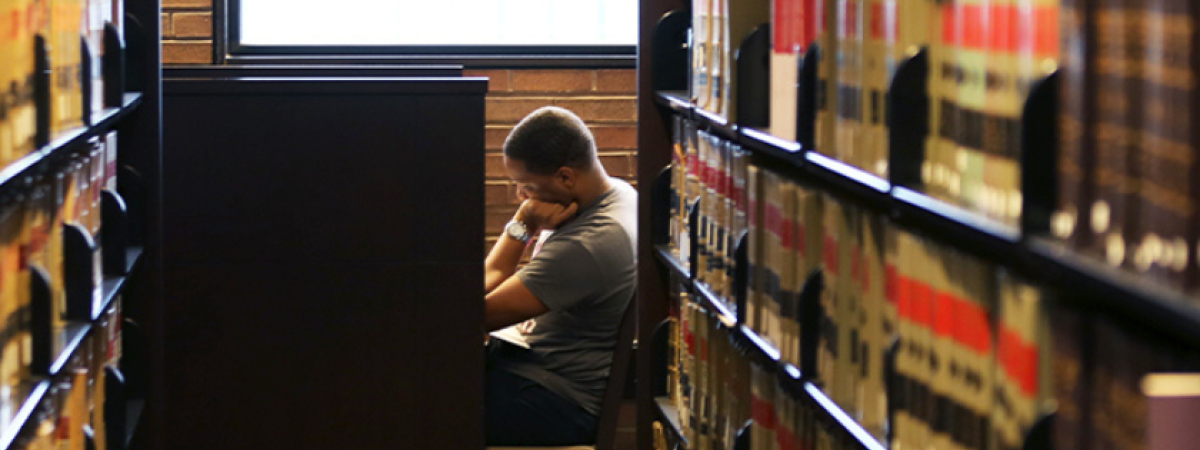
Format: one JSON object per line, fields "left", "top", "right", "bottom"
{"left": 593, "top": 294, "right": 637, "bottom": 450}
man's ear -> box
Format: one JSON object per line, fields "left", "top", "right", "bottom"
{"left": 556, "top": 166, "right": 577, "bottom": 188}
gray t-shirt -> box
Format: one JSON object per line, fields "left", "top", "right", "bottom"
{"left": 497, "top": 179, "right": 637, "bottom": 416}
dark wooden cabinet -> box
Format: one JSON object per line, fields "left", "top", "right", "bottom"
{"left": 160, "top": 76, "right": 487, "bottom": 449}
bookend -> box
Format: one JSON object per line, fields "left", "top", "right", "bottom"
{"left": 64, "top": 224, "right": 101, "bottom": 321}
{"left": 35, "top": 36, "right": 51, "bottom": 148}
{"left": 102, "top": 190, "right": 130, "bottom": 276}
{"left": 796, "top": 44, "right": 821, "bottom": 150}
{"left": 734, "top": 422, "right": 752, "bottom": 450}
{"left": 81, "top": 35, "right": 94, "bottom": 126}
{"left": 886, "top": 48, "right": 929, "bottom": 189}
{"left": 119, "top": 318, "right": 148, "bottom": 399}
{"left": 735, "top": 24, "right": 771, "bottom": 128}
{"left": 29, "top": 266, "right": 53, "bottom": 374}
{"left": 121, "top": 14, "right": 145, "bottom": 94}
{"left": 883, "top": 337, "right": 900, "bottom": 447}
{"left": 1021, "top": 411, "right": 1055, "bottom": 450}
{"left": 734, "top": 232, "right": 749, "bottom": 323}
{"left": 652, "top": 318, "right": 673, "bottom": 397}
{"left": 83, "top": 424, "right": 96, "bottom": 450}
{"left": 103, "top": 23, "right": 126, "bottom": 108}
{"left": 117, "top": 165, "right": 146, "bottom": 247}
{"left": 105, "top": 365, "right": 127, "bottom": 450}
{"left": 688, "top": 199, "right": 701, "bottom": 279}
{"left": 799, "top": 268, "right": 824, "bottom": 379}
{"left": 1019, "top": 71, "right": 1060, "bottom": 236}
{"left": 653, "top": 166, "right": 674, "bottom": 246}
{"left": 652, "top": 9, "right": 692, "bottom": 92}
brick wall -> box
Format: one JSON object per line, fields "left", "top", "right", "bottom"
{"left": 162, "top": 0, "right": 214, "bottom": 64}
{"left": 469, "top": 69, "right": 637, "bottom": 254}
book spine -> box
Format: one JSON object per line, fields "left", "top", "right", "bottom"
{"left": 834, "top": 0, "right": 863, "bottom": 166}
{"left": 985, "top": 0, "right": 1020, "bottom": 223}
{"left": 953, "top": 0, "right": 988, "bottom": 214}
{"left": 1, "top": 0, "right": 14, "bottom": 163}
{"left": 1133, "top": 0, "right": 1192, "bottom": 290}
{"left": 928, "top": 1, "right": 958, "bottom": 203}
{"left": 779, "top": 180, "right": 799, "bottom": 369}
{"left": 863, "top": 0, "right": 886, "bottom": 176}
{"left": 771, "top": 0, "right": 801, "bottom": 140}
{"left": 694, "top": 0, "right": 715, "bottom": 110}
{"left": 748, "top": 164, "right": 764, "bottom": 334}
{"left": 763, "top": 170, "right": 783, "bottom": 350}
{"left": 1055, "top": 0, "right": 1092, "bottom": 245}
{"left": 816, "top": 0, "right": 838, "bottom": 153}
{"left": 1091, "top": 0, "right": 1135, "bottom": 267}
{"left": 818, "top": 195, "right": 842, "bottom": 404}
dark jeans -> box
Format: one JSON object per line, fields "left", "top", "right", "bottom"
{"left": 485, "top": 353, "right": 598, "bottom": 446}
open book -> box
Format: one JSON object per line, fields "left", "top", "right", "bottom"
{"left": 489, "top": 325, "right": 530, "bottom": 349}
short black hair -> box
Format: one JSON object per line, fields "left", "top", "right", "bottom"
{"left": 503, "top": 106, "right": 597, "bottom": 175}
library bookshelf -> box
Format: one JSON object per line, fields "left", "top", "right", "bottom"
{"left": 636, "top": 2, "right": 1200, "bottom": 450}
{"left": 0, "top": 0, "right": 161, "bottom": 447}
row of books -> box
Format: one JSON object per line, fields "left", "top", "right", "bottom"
{"left": 666, "top": 121, "right": 1054, "bottom": 448}
{"left": 1054, "top": 0, "right": 1200, "bottom": 295}
{"left": 666, "top": 280, "right": 752, "bottom": 450}
{"left": 9, "top": 297, "right": 121, "bottom": 450}
{"left": 0, "top": 131, "right": 115, "bottom": 405}
{"left": 662, "top": 274, "right": 1200, "bottom": 450}
{"left": 758, "top": 0, "right": 1060, "bottom": 225}
{"left": 0, "top": 0, "right": 122, "bottom": 166}
{"left": 690, "top": 0, "right": 769, "bottom": 125}
{"left": 660, "top": 280, "right": 878, "bottom": 450}
{"left": 669, "top": 115, "right": 749, "bottom": 311}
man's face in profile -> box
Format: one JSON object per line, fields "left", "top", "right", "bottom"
{"left": 503, "top": 156, "right": 573, "bottom": 205}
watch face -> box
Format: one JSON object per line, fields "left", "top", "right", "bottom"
{"left": 508, "top": 221, "right": 528, "bottom": 238}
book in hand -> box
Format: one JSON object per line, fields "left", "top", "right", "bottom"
{"left": 490, "top": 321, "right": 532, "bottom": 350}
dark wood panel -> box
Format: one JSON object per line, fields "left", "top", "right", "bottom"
{"left": 165, "top": 65, "right": 463, "bottom": 78}
{"left": 162, "top": 77, "right": 485, "bottom": 449}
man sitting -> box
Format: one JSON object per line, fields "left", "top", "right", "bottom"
{"left": 483, "top": 106, "right": 637, "bottom": 446}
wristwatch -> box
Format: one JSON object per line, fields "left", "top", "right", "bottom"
{"left": 505, "top": 220, "right": 532, "bottom": 244}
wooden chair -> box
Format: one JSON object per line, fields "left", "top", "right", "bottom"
{"left": 488, "top": 295, "right": 637, "bottom": 450}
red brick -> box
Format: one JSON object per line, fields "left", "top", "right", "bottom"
{"left": 591, "top": 125, "right": 637, "bottom": 149}
{"left": 485, "top": 237, "right": 499, "bottom": 256}
{"left": 162, "top": 14, "right": 172, "bottom": 38}
{"left": 486, "top": 153, "right": 508, "bottom": 179}
{"left": 512, "top": 70, "right": 593, "bottom": 93}
{"left": 486, "top": 126, "right": 513, "bottom": 150}
{"left": 465, "top": 69, "right": 511, "bottom": 93}
{"left": 163, "top": 0, "right": 211, "bottom": 8}
{"left": 553, "top": 98, "right": 637, "bottom": 122}
{"left": 486, "top": 182, "right": 513, "bottom": 206}
{"left": 163, "top": 41, "right": 212, "bottom": 65}
{"left": 595, "top": 69, "right": 636, "bottom": 93}
{"left": 599, "top": 153, "right": 633, "bottom": 178}
{"left": 487, "top": 98, "right": 552, "bottom": 124}
{"left": 172, "top": 12, "right": 212, "bottom": 38}
{"left": 487, "top": 207, "right": 518, "bottom": 234}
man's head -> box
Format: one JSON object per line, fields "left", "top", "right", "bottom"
{"left": 502, "top": 106, "right": 600, "bottom": 205}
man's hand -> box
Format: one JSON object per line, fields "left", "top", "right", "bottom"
{"left": 516, "top": 199, "right": 579, "bottom": 231}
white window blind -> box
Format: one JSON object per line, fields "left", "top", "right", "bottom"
{"left": 238, "top": 0, "right": 637, "bottom": 47}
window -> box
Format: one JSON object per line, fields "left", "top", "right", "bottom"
{"left": 230, "top": 0, "right": 637, "bottom": 61}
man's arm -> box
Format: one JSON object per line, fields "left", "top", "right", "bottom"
{"left": 484, "top": 276, "right": 549, "bottom": 331}
{"left": 484, "top": 199, "right": 579, "bottom": 294}
{"left": 484, "top": 229, "right": 528, "bottom": 294}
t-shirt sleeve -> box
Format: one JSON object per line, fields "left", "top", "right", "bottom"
{"left": 515, "top": 239, "right": 602, "bottom": 312}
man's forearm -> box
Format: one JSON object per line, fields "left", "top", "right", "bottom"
{"left": 484, "top": 232, "right": 527, "bottom": 293}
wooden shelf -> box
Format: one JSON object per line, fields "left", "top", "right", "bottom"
{"left": 0, "top": 246, "right": 144, "bottom": 446}
{"left": 654, "top": 396, "right": 688, "bottom": 449}
{"left": 653, "top": 245, "right": 689, "bottom": 282}
{"left": 652, "top": 88, "right": 1200, "bottom": 351}
{"left": 0, "top": 92, "right": 143, "bottom": 192}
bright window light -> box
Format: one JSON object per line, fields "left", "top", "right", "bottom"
{"left": 238, "top": 0, "right": 638, "bottom": 47}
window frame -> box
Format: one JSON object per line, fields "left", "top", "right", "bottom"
{"left": 219, "top": 0, "right": 638, "bottom": 68}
